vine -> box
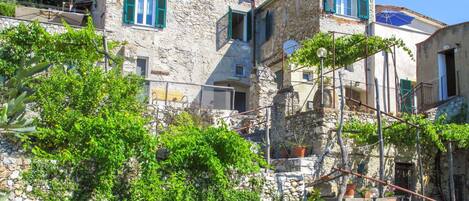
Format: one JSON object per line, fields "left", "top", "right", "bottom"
{"left": 289, "top": 32, "right": 414, "bottom": 72}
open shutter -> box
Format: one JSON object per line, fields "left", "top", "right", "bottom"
{"left": 324, "top": 0, "right": 336, "bottom": 13}
{"left": 156, "top": 0, "right": 167, "bottom": 28}
{"left": 246, "top": 10, "right": 252, "bottom": 41}
{"left": 228, "top": 7, "right": 233, "bottom": 39}
{"left": 216, "top": 7, "right": 231, "bottom": 49}
{"left": 123, "top": 0, "right": 135, "bottom": 24}
{"left": 265, "top": 11, "right": 273, "bottom": 41}
{"left": 357, "top": 0, "right": 369, "bottom": 20}
{"left": 400, "top": 79, "right": 413, "bottom": 113}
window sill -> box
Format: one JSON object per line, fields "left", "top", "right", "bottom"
{"left": 123, "top": 24, "right": 163, "bottom": 32}
{"left": 332, "top": 14, "right": 364, "bottom": 22}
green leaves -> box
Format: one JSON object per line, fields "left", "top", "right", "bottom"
{"left": 289, "top": 32, "right": 414, "bottom": 73}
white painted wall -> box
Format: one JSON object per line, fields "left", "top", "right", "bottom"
{"left": 372, "top": 22, "right": 431, "bottom": 113}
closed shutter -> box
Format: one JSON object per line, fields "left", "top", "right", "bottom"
{"left": 357, "top": 0, "right": 369, "bottom": 20}
{"left": 123, "top": 0, "right": 135, "bottom": 24}
{"left": 156, "top": 0, "right": 166, "bottom": 28}
{"left": 324, "top": 0, "right": 336, "bottom": 13}
{"left": 400, "top": 79, "right": 413, "bottom": 113}
{"left": 265, "top": 11, "right": 273, "bottom": 41}
{"left": 247, "top": 10, "right": 252, "bottom": 41}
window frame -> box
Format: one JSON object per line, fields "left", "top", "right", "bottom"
{"left": 136, "top": 57, "right": 149, "bottom": 78}
{"left": 336, "top": 0, "right": 357, "bottom": 17}
{"left": 134, "top": 0, "right": 157, "bottom": 27}
{"left": 230, "top": 10, "right": 250, "bottom": 42}
{"left": 234, "top": 64, "right": 245, "bottom": 77}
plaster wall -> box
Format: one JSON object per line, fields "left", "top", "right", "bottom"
{"left": 417, "top": 22, "right": 469, "bottom": 106}
{"left": 373, "top": 22, "right": 431, "bottom": 114}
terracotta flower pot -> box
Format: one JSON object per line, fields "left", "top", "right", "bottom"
{"left": 345, "top": 184, "right": 356, "bottom": 198}
{"left": 292, "top": 146, "right": 306, "bottom": 158}
{"left": 363, "top": 190, "right": 372, "bottom": 198}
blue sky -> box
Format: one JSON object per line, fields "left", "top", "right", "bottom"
{"left": 376, "top": 0, "right": 469, "bottom": 25}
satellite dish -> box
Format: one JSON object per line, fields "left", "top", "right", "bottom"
{"left": 283, "top": 40, "right": 299, "bottom": 56}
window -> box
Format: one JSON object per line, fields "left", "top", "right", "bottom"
{"left": 136, "top": 57, "right": 148, "bottom": 77}
{"left": 235, "top": 64, "right": 245, "bottom": 77}
{"left": 228, "top": 8, "right": 252, "bottom": 42}
{"left": 336, "top": 0, "right": 357, "bottom": 17}
{"left": 275, "top": 70, "right": 283, "bottom": 90}
{"left": 303, "top": 72, "right": 314, "bottom": 81}
{"left": 265, "top": 11, "right": 273, "bottom": 41}
{"left": 324, "top": 0, "right": 369, "bottom": 19}
{"left": 123, "top": 0, "right": 166, "bottom": 28}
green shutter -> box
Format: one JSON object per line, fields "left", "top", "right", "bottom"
{"left": 324, "top": 0, "right": 336, "bottom": 13}
{"left": 123, "top": 0, "right": 135, "bottom": 24}
{"left": 400, "top": 79, "right": 413, "bottom": 113}
{"left": 357, "top": 0, "right": 369, "bottom": 20}
{"left": 247, "top": 10, "right": 252, "bottom": 41}
{"left": 265, "top": 11, "right": 272, "bottom": 40}
{"left": 228, "top": 7, "right": 233, "bottom": 40}
{"left": 156, "top": 0, "right": 167, "bottom": 28}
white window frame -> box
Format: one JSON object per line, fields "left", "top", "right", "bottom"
{"left": 134, "top": 0, "right": 157, "bottom": 27}
{"left": 231, "top": 10, "right": 249, "bottom": 42}
{"left": 336, "top": 0, "right": 358, "bottom": 17}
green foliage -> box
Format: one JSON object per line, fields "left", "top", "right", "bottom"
{"left": 0, "top": 19, "right": 108, "bottom": 79}
{"left": 0, "top": 62, "right": 49, "bottom": 131}
{"left": 158, "top": 114, "right": 265, "bottom": 200}
{"left": 0, "top": 1, "right": 15, "bottom": 17}
{"left": 307, "top": 189, "right": 324, "bottom": 201}
{"left": 289, "top": 32, "right": 413, "bottom": 73}
{"left": 344, "top": 114, "right": 469, "bottom": 152}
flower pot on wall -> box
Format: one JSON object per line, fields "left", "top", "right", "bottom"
{"left": 292, "top": 146, "right": 306, "bottom": 158}
{"left": 345, "top": 184, "right": 356, "bottom": 198}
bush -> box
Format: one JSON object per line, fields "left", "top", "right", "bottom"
{"left": 0, "top": 2, "right": 15, "bottom": 17}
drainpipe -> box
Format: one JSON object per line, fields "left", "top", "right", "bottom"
{"left": 251, "top": 0, "right": 256, "bottom": 73}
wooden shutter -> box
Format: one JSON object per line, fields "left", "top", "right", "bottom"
{"left": 357, "top": 0, "right": 369, "bottom": 20}
{"left": 156, "top": 0, "right": 167, "bottom": 28}
{"left": 216, "top": 7, "right": 231, "bottom": 49}
{"left": 265, "top": 11, "right": 273, "bottom": 41}
{"left": 228, "top": 7, "right": 233, "bottom": 39}
{"left": 123, "top": 0, "right": 135, "bottom": 24}
{"left": 247, "top": 10, "right": 252, "bottom": 41}
{"left": 400, "top": 79, "right": 413, "bottom": 113}
{"left": 324, "top": 0, "right": 336, "bottom": 13}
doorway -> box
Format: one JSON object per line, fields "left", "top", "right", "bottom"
{"left": 395, "top": 163, "right": 413, "bottom": 197}
{"left": 438, "top": 49, "right": 457, "bottom": 100}
{"left": 234, "top": 92, "right": 247, "bottom": 112}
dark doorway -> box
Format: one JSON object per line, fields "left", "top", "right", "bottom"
{"left": 444, "top": 50, "right": 457, "bottom": 97}
{"left": 395, "top": 163, "right": 413, "bottom": 197}
{"left": 234, "top": 92, "right": 246, "bottom": 112}
{"left": 453, "top": 174, "right": 465, "bottom": 201}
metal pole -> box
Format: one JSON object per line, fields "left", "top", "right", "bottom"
{"left": 320, "top": 58, "right": 324, "bottom": 107}
{"left": 164, "top": 82, "right": 169, "bottom": 106}
{"left": 448, "top": 141, "right": 456, "bottom": 201}
{"left": 103, "top": 30, "right": 109, "bottom": 72}
{"left": 199, "top": 86, "right": 204, "bottom": 109}
{"left": 333, "top": 33, "right": 336, "bottom": 109}
{"left": 374, "top": 78, "right": 385, "bottom": 198}
{"left": 265, "top": 108, "right": 271, "bottom": 165}
{"left": 416, "top": 129, "right": 425, "bottom": 199}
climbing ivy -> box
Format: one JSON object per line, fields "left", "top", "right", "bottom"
{"left": 289, "top": 32, "right": 413, "bottom": 72}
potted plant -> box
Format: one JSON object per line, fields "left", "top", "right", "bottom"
{"left": 289, "top": 130, "right": 307, "bottom": 158}
{"left": 344, "top": 180, "right": 356, "bottom": 198}
{"left": 358, "top": 186, "right": 373, "bottom": 198}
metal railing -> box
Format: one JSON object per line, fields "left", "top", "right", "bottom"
{"left": 145, "top": 79, "right": 235, "bottom": 110}
{"left": 400, "top": 81, "right": 439, "bottom": 114}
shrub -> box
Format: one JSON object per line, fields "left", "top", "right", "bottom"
{"left": 0, "top": 2, "right": 15, "bottom": 17}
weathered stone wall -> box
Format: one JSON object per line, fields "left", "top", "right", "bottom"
{"left": 0, "top": 138, "right": 32, "bottom": 201}
{"left": 102, "top": 0, "right": 253, "bottom": 107}
{"left": 0, "top": 16, "right": 69, "bottom": 33}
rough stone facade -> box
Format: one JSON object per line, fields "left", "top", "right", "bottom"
{"left": 98, "top": 0, "right": 255, "bottom": 110}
